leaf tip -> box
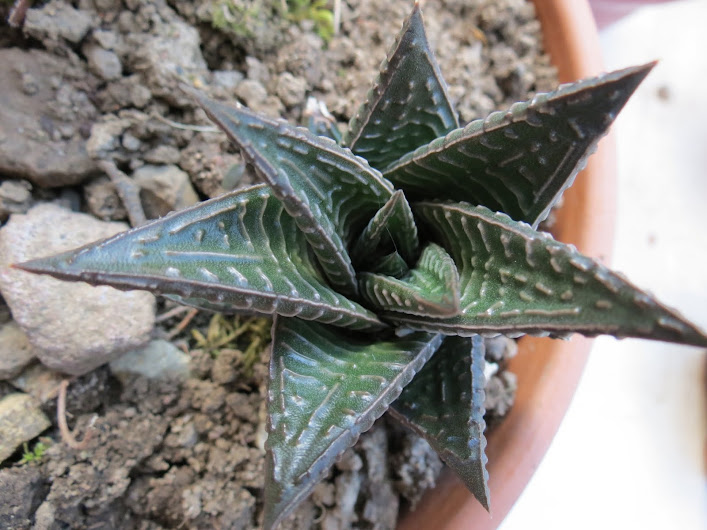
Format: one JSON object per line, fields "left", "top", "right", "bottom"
{"left": 12, "top": 253, "right": 71, "bottom": 278}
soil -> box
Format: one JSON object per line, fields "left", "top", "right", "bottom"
{"left": 0, "top": 1, "right": 557, "bottom": 529}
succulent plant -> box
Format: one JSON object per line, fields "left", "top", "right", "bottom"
{"left": 16, "top": 4, "right": 707, "bottom": 529}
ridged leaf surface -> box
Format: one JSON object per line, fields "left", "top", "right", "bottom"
{"left": 390, "top": 335, "right": 489, "bottom": 510}
{"left": 359, "top": 243, "right": 460, "bottom": 317}
{"left": 342, "top": 3, "right": 458, "bottom": 170}
{"left": 387, "top": 201, "right": 707, "bottom": 346}
{"left": 17, "top": 185, "right": 384, "bottom": 331}
{"left": 384, "top": 64, "right": 655, "bottom": 227}
{"left": 194, "top": 92, "right": 395, "bottom": 296}
{"left": 265, "top": 317, "right": 442, "bottom": 529}
{"left": 351, "top": 190, "right": 419, "bottom": 267}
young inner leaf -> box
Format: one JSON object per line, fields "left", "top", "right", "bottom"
{"left": 359, "top": 243, "right": 460, "bottom": 317}
{"left": 350, "top": 189, "right": 419, "bottom": 268}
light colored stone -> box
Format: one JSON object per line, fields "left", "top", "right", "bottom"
{"left": 0, "top": 180, "right": 33, "bottom": 220}
{"left": 212, "top": 70, "right": 244, "bottom": 92}
{"left": 236, "top": 79, "right": 268, "bottom": 108}
{"left": 110, "top": 340, "right": 191, "bottom": 382}
{"left": 10, "top": 363, "right": 64, "bottom": 404}
{"left": 276, "top": 72, "right": 307, "bottom": 108}
{"left": 86, "top": 116, "right": 131, "bottom": 159}
{"left": 143, "top": 145, "right": 181, "bottom": 165}
{"left": 0, "top": 322, "right": 35, "bottom": 380}
{"left": 84, "top": 176, "right": 127, "bottom": 221}
{"left": 132, "top": 164, "right": 200, "bottom": 218}
{"left": 127, "top": 16, "right": 207, "bottom": 106}
{"left": 0, "top": 393, "right": 50, "bottom": 463}
{"left": 84, "top": 45, "right": 123, "bottom": 81}
{"left": 24, "top": 0, "right": 94, "bottom": 44}
{"left": 0, "top": 204, "right": 155, "bottom": 375}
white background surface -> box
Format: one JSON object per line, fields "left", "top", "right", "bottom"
{"left": 502, "top": 1, "right": 707, "bottom": 528}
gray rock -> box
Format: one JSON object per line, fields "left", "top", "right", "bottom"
{"left": 0, "top": 300, "right": 10, "bottom": 326}
{"left": 0, "top": 180, "right": 33, "bottom": 221}
{"left": 32, "top": 501, "right": 56, "bottom": 530}
{"left": 126, "top": 15, "right": 207, "bottom": 106}
{"left": 212, "top": 70, "right": 245, "bottom": 93}
{"left": 84, "top": 176, "right": 127, "bottom": 221}
{"left": 246, "top": 56, "right": 270, "bottom": 84}
{"left": 0, "top": 322, "right": 35, "bottom": 380}
{"left": 235, "top": 79, "right": 268, "bottom": 108}
{"left": 24, "top": 0, "right": 94, "bottom": 44}
{"left": 86, "top": 116, "right": 131, "bottom": 160}
{"left": 84, "top": 45, "right": 123, "bottom": 81}
{"left": 121, "top": 132, "right": 142, "bottom": 151}
{"left": 143, "top": 145, "right": 181, "bottom": 165}
{"left": 179, "top": 135, "right": 246, "bottom": 198}
{"left": 0, "top": 393, "right": 50, "bottom": 463}
{"left": 132, "top": 164, "right": 200, "bottom": 218}
{"left": 276, "top": 72, "right": 307, "bottom": 108}
{"left": 484, "top": 371, "right": 518, "bottom": 417}
{"left": 92, "top": 29, "right": 120, "bottom": 51}
{"left": 110, "top": 340, "right": 190, "bottom": 382}
{"left": 98, "top": 76, "right": 152, "bottom": 111}
{"left": 0, "top": 49, "right": 97, "bottom": 187}
{"left": 484, "top": 335, "right": 519, "bottom": 363}
{"left": 0, "top": 204, "right": 155, "bottom": 375}
{"left": 0, "top": 466, "right": 45, "bottom": 529}
{"left": 236, "top": 80, "right": 284, "bottom": 118}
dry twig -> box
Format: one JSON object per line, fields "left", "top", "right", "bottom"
{"left": 57, "top": 379, "right": 96, "bottom": 450}
{"left": 7, "top": 0, "right": 31, "bottom": 27}
{"left": 156, "top": 304, "right": 193, "bottom": 323}
{"left": 166, "top": 307, "right": 199, "bottom": 340}
{"left": 151, "top": 112, "right": 220, "bottom": 133}
{"left": 98, "top": 160, "right": 147, "bottom": 227}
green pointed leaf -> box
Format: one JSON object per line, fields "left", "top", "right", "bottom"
{"left": 386, "top": 201, "right": 707, "bottom": 347}
{"left": 17, "top": 185, "right": 385, "bottom": 331}
{"left": 370, "top": 251, "right": 409, "bottom": 279}
{"left": 390, "top": 335, "right": 489, "bottom": 510}
{"left": 264, "top": 317, "right": 443, "bottom": 529}
{"left": 384, "top": 64, "right": 655, "bottom": 227}
{"left": 359, "top": 243, "right": 460, "bottom": 317}
{"left": 193, "top": 92, "right": 395, "bottom": 297}
{"left": 351, "top": 190, "right": 419, "bottom": 267}
{"left": 342, "top": 2, "right": 458, "bottom": 170}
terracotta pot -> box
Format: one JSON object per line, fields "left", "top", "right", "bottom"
{"left": 398, "top": 1, "right": 616, "bottom": 528}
